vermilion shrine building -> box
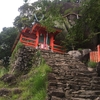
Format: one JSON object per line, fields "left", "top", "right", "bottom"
{"left": 12, "top": 23, "right": 65, "bottom": 53}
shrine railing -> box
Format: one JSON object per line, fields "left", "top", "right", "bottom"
{"left": 53, "top": 44, "right": 66, "bottom": 54}
{"left": 20, "top": 35, "right": 36, "bottom": 48}
{"left": 90, "top": 51, "right": 98, "bottom": 62}
{"left": 90, "top": 45, "right": 100, "bottom": 62}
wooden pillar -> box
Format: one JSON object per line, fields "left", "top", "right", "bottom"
{"left": 20, "top": 34, "right": 23, "bottom": 42}
{"left": 50, "top": 35, "right": 54, "bottom": 52}
{"left": 97, "top": 45, "right": 100, "bottom": 62}
{"left": 35, "top": 31, "right": 39, "bottom": 49}
{"left": 44, "top": 33, "right": 46, "bottom": 47}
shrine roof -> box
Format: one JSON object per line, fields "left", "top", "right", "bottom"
{"left": 30, "top": 23, "right": 62, "bottom": 35}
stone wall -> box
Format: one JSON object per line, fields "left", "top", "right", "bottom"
{"left": 10, "top": 46, "right": 36, "bottom": 75}
{"left": 10, "top": 46, "right": 100, "bottom": 100}
{"left": 41, "top": 50, "right": 100, "bottom": 100}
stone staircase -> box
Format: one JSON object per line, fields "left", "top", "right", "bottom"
{"left": 8, "top": 46, "right": 100, "bottom": 100}
{"left": 40, "top": 50, "right": 100, "bottom": 100}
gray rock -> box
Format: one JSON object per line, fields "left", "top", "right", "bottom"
{"left": 81, "top": 49, "right": 91, "bottom": 56}
{"left": 68, "top": 50, "right": 82, "bottom": 59}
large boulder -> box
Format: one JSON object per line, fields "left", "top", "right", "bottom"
{"left": 80, "top": 49, "right": 91, "bottom": 63}
{"left": 81, "top": 49, "right": 91, "bottom": 56}
{"left": 68, "top": 49, "right": 91, "bottom": 62}
{"left": 0, "top": 73, "right": 16, "bottom": 86}
{"left": 68, "top": 50, "right": 82, "bottom": 60}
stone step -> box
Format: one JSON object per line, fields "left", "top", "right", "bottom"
{"left": 50, "top": 88, "right": 65, "bottom": 98}
{"left": 51, "top": 96, "right": 64, "bottom": 100}
{"left": 40, "top": 50, "right": 100, "bottom": 100}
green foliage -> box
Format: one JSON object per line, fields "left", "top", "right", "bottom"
{"left": 0, "top": 27, "right": 18, "bottom": 66}
{"left": 30, "top": 73, "right": 46, "bottom": 93}
{"left": 32, "top": 89, "right": 47, "bottom": 100}
{"left": 14, "top": 0, "right": 81, "bottom": 51}
{"left": 62, "top": 31, "right": 78, "bottom": 50}
{"left": 14, "top": 0, "right": 79, "bottom": 31}
{"left": 10, "top": 42, "right": 23, "bottom": 63}
{"left": 18, "top": 57, "right": 51, "bottom": 100}
{"left": 64, "top": 8, "right": 72, "bottom": 14}
{"left": 0, "top": 67, "right": 8, "bottom": 77}
{"left": 14, "top": 16, "right": 32, "bottom": 30}
{"left": 11, "top": 94, "right": 19, "bottom": 100}
{"left": 87, "top": 61, "right": 97, "bottom": 68}
{"left": 13, "top": 16, "right": 23, "bottom": 30}
{"left": 68, "top": 0, "right": 100, "bottom": 49}
{"left": 39, "top": 0, "right": 72, "bottom": 32}
{"left": 14, "top": 3, "right": 37, "bottom": 30}
{"left": 0, "top": 52, "right": 51, "bottom": 100}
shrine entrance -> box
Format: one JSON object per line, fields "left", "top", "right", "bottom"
{"left": 38, "top": 33, "right": 50, "bottom": 50}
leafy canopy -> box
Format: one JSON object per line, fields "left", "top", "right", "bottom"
{"left": 63, "top": 0, "right": 100, "bottom": 49}
{"left": 0, "top": 27, "right": 18, "bottom": 65}
{"left": 14, "top": 0, "right": 79, "bottom": 31}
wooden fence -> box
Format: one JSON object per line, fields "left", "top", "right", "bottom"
{"left": 90, "top": 45, "right": 100, "bottom": 62}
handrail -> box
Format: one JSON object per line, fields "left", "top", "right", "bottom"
{"left": 53, "top": 43, "right": 65, "bottom": 54}
{"left": 21, "top": 41, "right": 36, "bottom": 47}
{"left": 21, "top": 40, "right": 35, "bottom": 44}
{"left": 21, "top": 35, "right": 36, "bottom": 42}
{"left": 53, "top": 48, "right": 65, "bottom": 54}
{"left": 20, "top": 35, "right": 36, "bottom": 48}
{"left": 54, "top": 44, "right": 63, "bottom": 48}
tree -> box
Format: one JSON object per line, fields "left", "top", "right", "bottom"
{"left": 13, "top": 16, "right": 23, "bottom": 30}
{"left": 62, "top": 30, "right": 78, "bottom": 50}
{"left": 0, "top": 27, "right": 18, "bottom": 66}
{"left": 14, "top": 0, "right": 81, "bottom": 50}
{"left": 14, "top": 3, "right": 36, "bottom": 30}
{"left": 14, "top": 0, "right": 79, "bottom": 30}
{"left": 37, "top": 0, "right": 80, "bottom": 32}
{"left": 68, "top": 0, "right": 100, "bottom": 49}
{"left": 23, "top": 0, "right": 28, "bottom": 3}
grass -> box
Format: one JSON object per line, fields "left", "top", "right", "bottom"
{"left": 10, "top": 57, "right": 51, "bottom": 100}
{"left": 10, "top": 41, "right": 23, "bottom": 64}
{"left": 0, "top": 67, "right": 8, "bottom": 77}
{"left": 19, "top": 61, "right": 51, "bottom": 100}
{"left": 0, "top": 66, "right": 9, "bottom": 88}
{"left": 9, "top": 41, "right": 23, "bottom": 74}
{"left": 87, "top": 61, "right": 97, "bottom": 68}
{"left": 0, "top": 45, "right": 51, "bottom": 100}
{"left": 0, "top": 97, "right": 11, "bottom": 100}
{"left": 0, "top": 60, "right": 51, "bottom": 100}
{"left": 32, "top": 89, "right": 47, "bottom": 100}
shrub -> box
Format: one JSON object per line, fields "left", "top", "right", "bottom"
{"left": 19, "top": 58, "right": 51, "bottom": 100}
{"left": 0, "top": 67, "right": 8, "bottom": 77}
{"left": 87, "top": 61, "right": 97, "bottom": 68}
{"left": 11, "top": 41, "right": 23, "bottom": 62}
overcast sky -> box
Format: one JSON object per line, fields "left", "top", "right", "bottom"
{"left": 0, "top": 0, "right": 37, "bottom": 32}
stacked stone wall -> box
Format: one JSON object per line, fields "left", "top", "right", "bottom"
{"left": 41, "top": 50, "right": 100, "bottom": 100}
{"left": 10, "top": 47, "right": 100, "bottom": 100}
{"left": 11, "top": 46, "right": 36, "bottom": 75}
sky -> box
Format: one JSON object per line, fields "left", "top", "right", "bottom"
{"left": 0, "top": 0, "right": 37, "bottom": 32}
